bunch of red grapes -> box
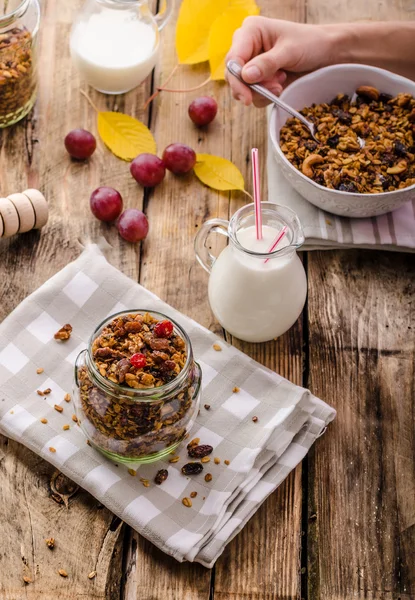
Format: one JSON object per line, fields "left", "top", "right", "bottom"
{"left": 64, "top": 97, "right": 218, "bottom": 243}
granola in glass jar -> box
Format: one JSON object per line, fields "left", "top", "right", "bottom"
{"left": 73, "top": 311, "right": 201, "bottom": 464}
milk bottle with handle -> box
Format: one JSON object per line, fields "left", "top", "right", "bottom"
{"left": 70, "top": 0, "right": 171, "bottom": 94}
{"left": 194, "top": 203, "right": 307, "bottom": 343}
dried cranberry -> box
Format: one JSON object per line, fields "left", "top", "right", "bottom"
{"left": 181, "top": 463, "right": 203, "bottom": 476}
{"left": 130, "top": 353, "right": 147, "bottom": 368}
{"left": 155, "top": 469, "right": 168, "bottom": 484}
{"left": 154, "top": 320, "right": 174, "bottom": 338}
{"left": 188, "top": 444, "right": 213, "bottom": 459}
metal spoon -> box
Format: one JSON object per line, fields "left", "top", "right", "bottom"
{"left": 226, "top": 60, "right": 365, "bottom": 148}
{"left": 226, "top": 60, "right": 318, "bottom": 141}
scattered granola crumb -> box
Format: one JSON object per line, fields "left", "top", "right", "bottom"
{"left": 213, "top": 343, "right": 222, "bottom": 351}
{"left": 37, "top": 390, "right": 44, "bottom": 396}
{"left": 190, "top": 491, "right": 197, "bottom": 498}
{"left": 9, "top": 410, "right": 14, "bottom": 414}
{"left": 54, "top": 404, "right": 63, "bottom": 413}
{"left": 187, "top": 437, "right": 200, "bottom": 449}
{"left": 72, "top": 414, "right": 78, "bottom": 423}
{"left": 54, "top": 324, "right": 72, "bottom": 341}
{"left": 203, "top": 496, "right": 206, "bottom": 500}
{"left": 204, "top": 473, "right": 212, "bottom": 482}
{"left": 201, "top": 456, "right": 210, "bottom": 464}
{"left": 40, "top": 418, "right": 48, "bottom": 424}
{"left": 23, "top": 575, "right": 32, "bottom": 584}
{"left": 62, "top": 424, "right": 70, "bottom": 431}
{"left": 86, "top": 439, "right": 91, "bottom": 446}
{"left": 169, "top": 456, "right": 180, "bottom": 463}
{"left": 142, "top": 480, "right": 150, "bottom": 488}
{"left": 232, "top": 387, "right": 240, "bottom": 393}
{"left": 128, "top": 469, "right": 136, "bottom": 477}
{"left": 49, "top": 447, "right": 56, "bottom": 453}
{"left": 64, "top": 393, "right": 71, "bottom": 403}
{"left": 88, "top": 571, "right": 97, "bottom": 580}
{"left": 58, "top": 568, "right": 68, "bottom": 577}
{"left": 45, "top": 537, "right": 55, "bottom": 549}
{"left": 43, "top": 388, "right": 52, "bottom": 395}
{"left": 224, "top": 460, "right": 230, "bottom": 466}
{"left": 36, "top": 368, "right": 44, "bottom": 375}
{"left": 214, "top": 457, "right": 220, "bottom": 465}
{"left": 252, "top": 416, "right": 258, "bottom": 423}
{"left": 204, "top": 404, "right": 211, "bottom": 410}
{"left": 182, "top": 497, "right": 192, "bottom": 507}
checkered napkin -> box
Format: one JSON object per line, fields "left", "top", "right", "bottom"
{"left": 0, "top": 245, "right": 336, "bottom": 567}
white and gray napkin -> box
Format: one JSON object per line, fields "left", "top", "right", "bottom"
{"left": 0, "top": 245, "right": 335, "bottom": 567}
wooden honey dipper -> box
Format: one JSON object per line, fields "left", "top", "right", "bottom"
{"left": 0, "top": 189, "right": 48, "bottom": 238}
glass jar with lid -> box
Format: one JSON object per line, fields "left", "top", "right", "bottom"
{"left": 0, "top": 0, "right": 40, "bottom": 127}
{"left": 73, "top": 310, "right": 202, "bottom": 464}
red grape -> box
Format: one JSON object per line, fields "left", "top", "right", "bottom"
{"left": 65, "top": 129, "right": 96, "bottom": 160}
{"left": 130, "top": 154, "right": 166, "bottom": 187}
{"left": 188, "top": 97, "right": 218, "bottom": 126}
{"left": 117, "top": 209, "right": 149, "bottom": 243}
{"left": 90, "top": 187, "right": 123, "bottom": 222}
{"left": 162, "top": 143, "right": 196, "bottom": 175}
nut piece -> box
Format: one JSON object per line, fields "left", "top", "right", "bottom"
{"left": 62, "top": 424, "right": 70, "bottom": 431}
{"left": 252, "top": 416, "right": 258, "bottom": 423}
{"left": 356, "top": 85, "right": 380, "bottom": 101}
{"left": 201, "top": 456, "right": 210, "bottom": 464}
{"left": 232, "top": 387, "right": 240, "bottom": 393}
{"left": 64, "top": 393, "right": 71, "bottom": 403}
{"left": 54, "top": 324, "right": 73, "bottom": 341}
{"left": 36, "top": 368, "right": 44, "bottom": 374}
{"left": 302, "top": 154, "right": 324, "bottom": 178}
{"left": 213, "top": 343, "right": 222, "bottom": 351}
{"left": 187, "top": 437, "right": 200, "bottom": 450}
{"left": 169, "top": 456, "right": 180, "bottom": 463}
{"left": 54, "top": 404, "right": 63, "bottom": 413}
{"left": 214, "top": 457, "right": 220, "bottom": 465}
{"left": 190, "top": 491, "right": 197, "bottom": 498}
{"left": 45, "top": 537, "right": 55, "bottom": 549}
{"left": 49, "top": 447, "right": 56, "bottom": 453}
{"left": 40, "top": 418, "right": 48, "bottom": 424}
{"left": 58, "top": 568, "right": 68, "bottom": 577}
{"left": 204, "top": 473, "right": 212, "bottom": 482}
{"left": 88, "top": 571, "right": 97, "bottom": 580}
{"left": 387, "top": 160, "right": 407, "bottom": 175}
{"left": 128, "top": 469, "right": 136, "bottom": 477}
{"left": 23, "top": 575, "right": 32, "bottom": 584}
{"left": 182, "top": 497, "right": 192, "bottom": 507}
{"left": 224, "top": 460, "right": 230, "bottom": 466}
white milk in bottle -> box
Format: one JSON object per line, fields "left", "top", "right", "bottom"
{"left": 195, "top": 203, "right": 307, "bottom": 343}
{"left": 70, "top": 0, "right": 170, "bottom": 94}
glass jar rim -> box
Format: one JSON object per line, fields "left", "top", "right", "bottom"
{"left": 87, "top": 309, "right": 194, "bottom": 401}
{"left": 0, "top": 0, "right": 32, "bottom": 26}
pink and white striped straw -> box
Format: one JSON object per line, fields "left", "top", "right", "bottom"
{"left": 264, "top": 225, "right": 288, "bottom": 264}
{"left": 251, "top": 148, "right": 262, "bottom": 240}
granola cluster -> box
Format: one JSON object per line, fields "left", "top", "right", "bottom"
{"left": 280, "top": 86, "right": 415, "bottom": 193}
{"left": 77, "top": 312, "right": 199, "bottom": 459}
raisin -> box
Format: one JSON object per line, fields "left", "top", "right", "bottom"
{"left": 379, "top": 92, "right": 393, "bottom": 103}
{"left": 181, "top": 462, "right": 203, "bottom": 476}
{"left": 333, "top": 109, "right": 352, "bottom": 124}
{"left": 394, "top": 141, "right": 407, "bottom": 157}
{"left": 94, "top": 347, "right": 113, "bottom": 358}
{"left": 154, "top": 469, "right": 168, "bottom": 484}
{"left": 149, "top": 337, "right": 170, "bottom": 351}
{"left": 188, "top": 444, "right": 213, "bottom": 459}
{"left": 330, "top": 93, "right": 349, "bottom": 106}
{"left": 304, "top": 140, "right": 318, "bottom": 152}
{"left": 327, "top": 134, "right": 339, "bottom": 148}
{"left": 338, "top": 180, "right": 358, "bottom": 193}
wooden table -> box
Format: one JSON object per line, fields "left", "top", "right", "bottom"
{"left": 1, "top": 1, "right": 414, "bottom": 598}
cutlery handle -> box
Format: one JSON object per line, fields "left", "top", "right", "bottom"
{"left": 226, "top": 60, "right": 313, "bottom": 131}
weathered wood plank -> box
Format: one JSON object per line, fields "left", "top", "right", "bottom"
{"left": 306, "top": 1, "right": 415, "bottom": 598}
{"left": 307, "top": 250, "right": 415, "bottom": 600}
{"left": 0, "top": 0, "right": 152, "bottom": 595}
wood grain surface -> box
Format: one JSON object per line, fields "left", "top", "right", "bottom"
{"left": 0, "top": 0, "right": 414, "bottom": 599}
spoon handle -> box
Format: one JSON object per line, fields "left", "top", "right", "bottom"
{"left": 226, "top": 60, "right": 313, "bottom": 131}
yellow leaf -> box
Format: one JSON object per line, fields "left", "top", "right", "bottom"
{"left": 175, "top": 0, "right": 229, "bottom": 65}
{"left": 194, "top": 154, "right": 245, "bottom": 191}
{"left": 97, "top": 112, "right": 156, "bottom": 162}
{"left": 209, "top": 5, "right": 260, "bottom": 81}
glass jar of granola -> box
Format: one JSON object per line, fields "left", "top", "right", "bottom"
{"left": 73, "top": 310, "right": 202, "bottom": 464}
{"left": 0, "top": 0, "right": 40, "bottom": 128}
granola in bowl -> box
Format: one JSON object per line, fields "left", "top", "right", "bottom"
{"left": 73, "top": 311, "right": 201, "bottom": 464}
{"left": 280, "top": 87, "right": 415, "bottom": 194}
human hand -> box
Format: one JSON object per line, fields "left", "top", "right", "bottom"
{"left": 226, "top": 17, "right": 337, "bottom": 107}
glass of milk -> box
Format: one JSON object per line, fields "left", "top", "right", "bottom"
{"left": 194, "top": 203, "right": 307, "bottom": 343}
{"left": 70, "top": 0, "right": 171, "bottom": 94}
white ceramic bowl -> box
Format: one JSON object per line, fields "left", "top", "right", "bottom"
{"left": 269, "top": 64, "right": 415, "bottom": 218}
